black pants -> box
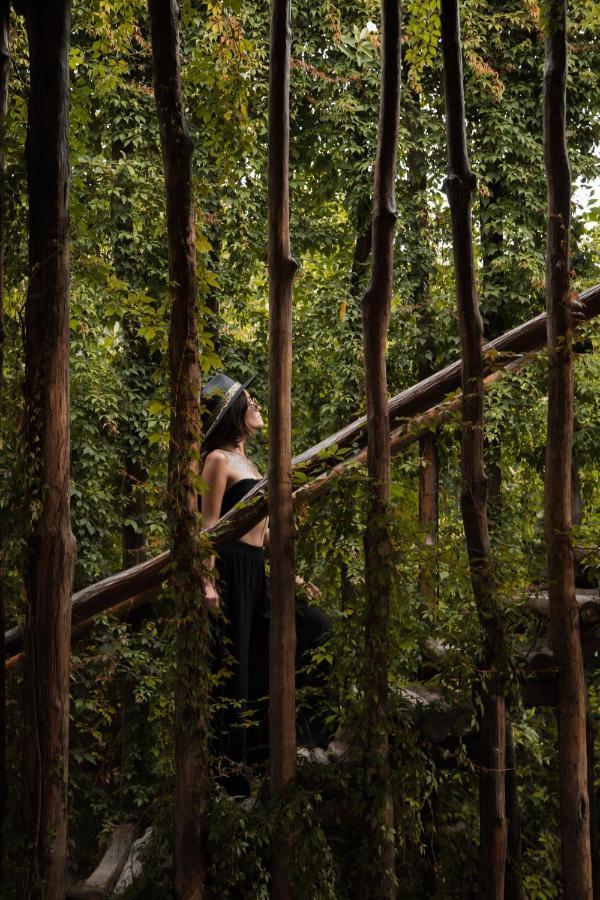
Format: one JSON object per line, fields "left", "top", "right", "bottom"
{"left": 213, "top": 541, "right": 332, "bottom": 784}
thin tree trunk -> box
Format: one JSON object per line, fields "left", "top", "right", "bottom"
{"left": 542, "top": 2, "right": 592, "bottom": 894}
{"left": 0, "top": 0, "right": 8, "bottom": 885}
{"left": 268, "top": 1, "right": 297, "bottom": 894}
{"left": 21, "top": 2, "right": 75, "bottom": 896}
{"left": 361, "top": 1, "right": 401, "bottom": 895}
{"left": 440, "top": 1, "right": 508, "bottom": 896}
{"left": 148, "top": 2, "right": 208, "bottom": 896}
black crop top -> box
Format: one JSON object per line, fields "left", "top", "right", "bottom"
{"left": 220, "top": 478, "right": 261, "bottom": 517}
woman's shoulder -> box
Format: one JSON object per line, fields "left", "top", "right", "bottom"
{"left": 202, "top": 449, "right": 229, "bottom": 477}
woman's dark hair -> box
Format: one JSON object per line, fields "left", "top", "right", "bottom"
{"left": 202, "top": 390, "right": 250, "bottom": 454}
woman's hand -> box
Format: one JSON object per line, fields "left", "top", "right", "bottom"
{"left": 202, "top": 578, "right": 221, "bottom": 614}
{"left": 295, "top": 574, "right": 321, "bottom": 601}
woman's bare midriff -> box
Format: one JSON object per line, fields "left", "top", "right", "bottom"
{"left": 224, "top": 474, "right": 267, "bottom": 548}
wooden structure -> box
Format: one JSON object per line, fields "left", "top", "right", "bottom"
{"left": 4, "top": 0, "right": 599, "bottom": 896}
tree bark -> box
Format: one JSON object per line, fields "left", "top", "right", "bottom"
{"left": 440, "top": 1, "right": 507, "bottom": 896}
{"left": 268, "top": 1, "right": 297, "bottom": 894}
{"left": 21, "top": 2, "right": 76, "bottom": 896}
{"left": 148, "top": 2, "right": 208, "bottom": 897}
{"left": 360, "top": 0, "right": 401, "bottom": 895}
{"left": 0, "top": 0, "right": 8, "bottom": 885}
{"left": 542, "top": 2, "right": 592, "bottom": 895}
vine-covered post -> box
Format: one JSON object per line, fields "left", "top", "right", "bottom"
{"left": 148, "top": 1, "right": 208, "bottom": 896}
{"left": 268, "top": 0, "right": 297, "bottom": 894}
{"left": 361, "top": 0, "right": 401, "bottom": 894}
{"left": 440, "top": 1, "right": 508, "bottom": 895}
{"left": 542, "top": 1, "right": 592, "bottom": 894}
{"left": 21, "top": 2, "right": 76, "bottom": 896}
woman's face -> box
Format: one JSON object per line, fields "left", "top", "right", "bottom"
{"left": 244, "top": 391, "right": 264, "bottom": 434}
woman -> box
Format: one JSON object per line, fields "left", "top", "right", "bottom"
{"left": 200, "top": 373, "right": 332, "bottom": 792}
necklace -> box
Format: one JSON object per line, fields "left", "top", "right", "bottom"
{"left": 222, "top": 448, "right": 262, "bottom": 480}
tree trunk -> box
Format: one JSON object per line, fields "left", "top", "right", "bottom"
{"left": 0, "top": 0, "right": 8, "bottom": 885}
{"left": 148, "top": 2, "right": 208, "bottom": 896}
{"left": 542, "top": 3, "right": 592, "bottom": 895}
{"left": 21, "top": 2, "right": 76, "bottom": 896}
{"left": 361, "top": 0, "right": 401, "bottom": 895}
{"left": 268, "top": 1, "right": 297, "bottom": 894}
{"left": 440, "top": 1, "right": 507, "bottom": 896}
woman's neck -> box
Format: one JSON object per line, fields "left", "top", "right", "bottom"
{"left": 223, "top": 441, "right": 246, "bottom": 455}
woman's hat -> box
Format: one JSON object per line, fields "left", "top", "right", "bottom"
{"left": 201, "top": 373, "right": 256, "bottom": 439}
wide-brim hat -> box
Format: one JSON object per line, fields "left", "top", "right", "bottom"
{"left": 201, "top": 372, "right": 256, "bottom": 440}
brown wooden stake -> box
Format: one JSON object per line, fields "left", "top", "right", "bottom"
{"left": 0, "top": 0, "right": 8, "bottom": 883}
{"left": 440, "top": 1, "right": 508, "bottom": 895}
{"left": 20, "top": 2, "right": 76, "bottom": 896}
{"left": 148, "top": 1, "right": 208, "bottom": 896}
{"left": 268, "top": 0, "right": 297, "bottom": 894}
{"left": 542, "top": 2, "right": 592, "bottom": 895}
{"left": 360, "top": 0, "right": 401, "bottom": 895}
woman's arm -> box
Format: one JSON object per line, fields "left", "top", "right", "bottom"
{"left": 200, "top": 450, "right": 229, "bottom": 611}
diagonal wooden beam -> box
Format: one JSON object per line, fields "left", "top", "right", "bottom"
{"left": 4, "top": 283, "right": 600, "bottom": 661}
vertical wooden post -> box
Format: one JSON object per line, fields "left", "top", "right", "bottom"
{"left": 361, "top": 0, "right": 401, "bottom": 895}
{"left": 0, "top": 0, "right": 8, "bottom": 884}
{"left": 440, "top": 1, "right": 508, "bottom": 896}
{"left": 542, "top": 1, "right": 592, "bottom": 895}
{"left": 21, "top": 2, "right": 76, "bottom": 896}
{"left": 148, "top": 2, "right": 208, "bottom": 897}
{"left": 268, "top": 0, "right": 297, "bottom": 894}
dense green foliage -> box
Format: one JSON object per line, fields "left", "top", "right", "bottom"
{"left": 1, "top": 0, "right": 599, "bottom": 895}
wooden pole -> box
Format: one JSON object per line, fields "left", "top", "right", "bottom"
{"left": 542, "top": 2, "right": 592, "bottom": 894}
{"left": 148, "top": 1, "right": 208, "bottom": 896}
{"left": 268, "top": 0, "right": 297, "bottom": 894}
{"left": 440, "top": 1, "right": 507, "bottom": 895}
{"left": 360, "top": 0, "right": 401, "bottom": 894}
{"left": 0, "top": 0, "right": 8, "bottom": 884}
{"left": 21, "top": 2, "right": 76, "bottom": 896}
